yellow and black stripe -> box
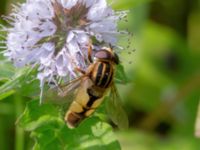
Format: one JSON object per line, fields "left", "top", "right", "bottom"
{"left": 65, "top": 53, "right": 116, "bottom": 128}
{"left": 65, "top": 88, "right": 102, "bottom": 128}
{"left": 91, "top": 62, "right": 114, "bottom": 88}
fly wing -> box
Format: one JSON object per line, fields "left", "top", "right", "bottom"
{"left": 105, "top": 83, "right": 129, "bottom": 129}
{"left": 43, "top": 77, "right": 83, "bottom": 105}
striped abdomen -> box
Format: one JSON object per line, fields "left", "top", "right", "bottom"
{"left": 65, "top": 78, "right": 106, "bottom": 128}
{"left": 91, "top": 62, "right": 114, "bottom": 88}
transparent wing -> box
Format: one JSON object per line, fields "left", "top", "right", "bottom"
{"left": 43, "top": 77, "right": 83, "bottom": 105}
{"left": 105, "top": 83, "right": 129, "bottom": 129}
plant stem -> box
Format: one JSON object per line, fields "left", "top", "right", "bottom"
{"left": 139, "top": 72, "right": 200, "bottom": 130}
{"left": 15, "top": 94, "right": 24, "bottom": 150}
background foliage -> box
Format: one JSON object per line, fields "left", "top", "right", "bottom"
{"left": 0, "top": 0, "right": 200, "bottom": 150}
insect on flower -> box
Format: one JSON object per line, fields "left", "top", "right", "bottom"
{"left": 46, "top": 44, "right": 129, "bottom": 129}
{"left": 1, "top": 0, "right": 129, "bottom": 128}
{"left": 1, "top": 0, "right": 128, "bottom": 102}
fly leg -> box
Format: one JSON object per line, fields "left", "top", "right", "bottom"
{"left": 74, "top": 67, "right": 86, "bottom": 75}
{"left": 87, "top": 42, "right": 93, "bottom": 63}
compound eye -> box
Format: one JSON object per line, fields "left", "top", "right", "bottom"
{"left": 95, "top": 50, "right": 111, "bottom": 59}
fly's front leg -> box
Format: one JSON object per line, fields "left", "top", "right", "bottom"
{"left": 87, "top": 42, "right": 93, "bottom": 63}
{"left": 74, "top": 67, "right": 86, "bottom": 75}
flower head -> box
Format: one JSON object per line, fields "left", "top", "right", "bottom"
{"left": 1, "top": 0, "right": 128, "bottom": 102}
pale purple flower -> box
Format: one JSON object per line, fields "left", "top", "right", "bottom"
{"left": 1, "top": 0, "right": 128, "bottom": 103}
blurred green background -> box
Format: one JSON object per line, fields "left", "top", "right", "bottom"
{"left": 0, "top": 0, "right": 200, "bottom": 150}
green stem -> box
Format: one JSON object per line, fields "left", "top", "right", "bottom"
{"left": 139, "top": 72, "right": 200, "bottom": 130}
{"left": 15, "top": 94, "right": 24, "bottom": 150}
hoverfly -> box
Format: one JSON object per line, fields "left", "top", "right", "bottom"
{"left": 46, "top": 44, "right": 129, "bottom": 129}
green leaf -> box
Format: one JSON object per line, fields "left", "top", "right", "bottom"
{"left": 0, "top": 61, "right": 15, "bottom": 80}
{"left": 18, "top": 100, "right": 121, "bottom": 150}
{"left": 67, "top": 117, "right": 121, "bottom": 150}
{"left": 31, "top": 123, "right": 64, "bottom": 150}
{"left": 0, "top": 89, "right": 15, "bottom": 100}
{"left": 53, "top": 117, "right": 121, "bottom": 150}
{"left": 18, "top": 79, "right": 40, "bottom": 98}
{"left": 0, "top": 66, "right": 38, "bottom": 100}
{"left": 115, "top": 64, "right": 129, "bottom": 84}
{"left": 18, "top": 100, "right": 61, "bottom": 131}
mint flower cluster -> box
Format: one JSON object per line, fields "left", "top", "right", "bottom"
{"left": 1, "top": 0, "right": 128, "bottom": 102}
